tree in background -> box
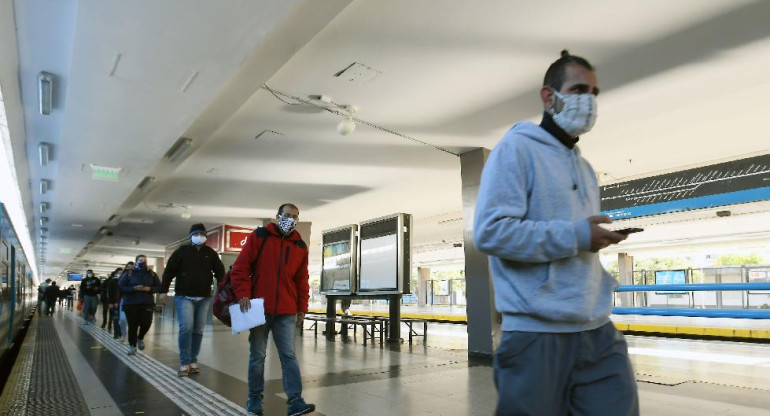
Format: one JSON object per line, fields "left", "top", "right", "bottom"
{"left": 714, "top": 253, "right": 766, "bottom": 266}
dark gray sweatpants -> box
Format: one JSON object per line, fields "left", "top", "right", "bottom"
{"left": 494, "top": 322, "right": 639, "bottom": 416}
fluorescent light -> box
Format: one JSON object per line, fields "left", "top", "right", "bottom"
{"left": 38, "top": 143, "right": 50, "bottom": 166}
{"left": 40, "top": 179, "right": 50, "bottom": 194}
{"left": 40, "top": 202, "right": 49, "bottom": 213}
{"left": 40, "top": 217, "right": 48, "bottom": 226}
{"left": 38, "top": 72, "right": 53, "bottom": 115}
{"left": 165, "top": 137, "right": 193, "bottom": 163}
{"left": 137, "top": 176, "right": 156, "bottom": 192}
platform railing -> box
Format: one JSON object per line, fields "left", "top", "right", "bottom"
{"left": 612, "top": 283, "right": 770, "bottom": 319}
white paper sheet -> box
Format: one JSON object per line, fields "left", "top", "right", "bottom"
{"left": 229, "top": 298, "right": 266, "bottom": 335}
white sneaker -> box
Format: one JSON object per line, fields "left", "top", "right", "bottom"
{"left": 119, "top": 334, "right": 126, "bottom": 343}
{"left": 189, "top": 363, "right": 200, "bottom": 374}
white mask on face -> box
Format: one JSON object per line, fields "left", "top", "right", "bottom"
{"left": 191, "top": 235, "right": 207, "bottom": 245}
{"left": 550, "top": 90, "right": 598, "bottom": 137}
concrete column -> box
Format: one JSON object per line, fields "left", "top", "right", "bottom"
{"left": 154, "top": 256, "right": 165, "bottom": 278}
{"left": 417, "top": 267, "right": 430, "bottom": 307}
{"left": 618, "top": 253, "right": 635, "bottom": 307}
{"left": 460, "top": 148, "right": 500, "bottom": 359}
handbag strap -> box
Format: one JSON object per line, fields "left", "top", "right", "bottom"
{"left": 249, "top": 228, "right": 271, "bottom": 285}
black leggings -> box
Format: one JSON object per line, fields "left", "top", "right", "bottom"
{"left": 124, "top": 306, "right": 154, "bottom": 347}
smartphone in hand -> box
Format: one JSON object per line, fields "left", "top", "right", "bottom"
{"left": 614, "top": 227, "right": 644, "bottom": 235}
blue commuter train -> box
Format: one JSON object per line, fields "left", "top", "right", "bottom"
{"left": 0, "top": 204, "right": 36, "bottom": 366}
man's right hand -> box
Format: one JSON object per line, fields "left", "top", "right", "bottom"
{"left": 239, "top": 297, "right": 250, "bottom": 313}
{"left": 587, "top": 215, "right": 626, "bottom": 252}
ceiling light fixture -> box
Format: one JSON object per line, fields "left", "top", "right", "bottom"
{"left": 137, "top": 176, "right": 156, "bottom": 192}
{"left": 40, "top": 179, "right": 50, "bottom": 194}
{"left": 38, "top": 143, "right": 51, "bottom": 166}
{"left": 40, "top": 227, "right": 48, "bottom": 234}
{"left": 337, "top": 118, "right": 356, "bottom": 136}
{"left": 40, "top": 202, "right": 49, "bottom": 213}
{"left": 165, "top": 137, "right": 193, "bottom": 163}
{"left": 40, "top": 217, "right": 48, "bottom": 226}
{"left": 38, "top": 72, "right": 53, "bottom": 115}
{"left": 180, "top": 207, "right": 192, "bottom": 219}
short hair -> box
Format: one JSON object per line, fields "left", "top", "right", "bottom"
{"left": 45, "top": 278, "right": 51, "bottom": 283}
{"left": 543, "top": 50, "right": 594, "bottom": 90}
{"left": 277, "top": 203, "right": 299, "bottom": 216}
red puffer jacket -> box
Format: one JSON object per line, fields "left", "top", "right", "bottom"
{"left": 230, "top": 223, "right": 309, "bottom": 315}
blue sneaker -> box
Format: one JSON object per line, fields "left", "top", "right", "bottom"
{"left": 246, "top": 396, "right": 263, "bottom": 415}
{"left": 287, "top": 397, "right": 315, "bottom": 416}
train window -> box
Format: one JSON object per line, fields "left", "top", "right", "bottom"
{"left": 1, "top": 241, "right": 7, "bottom": 261}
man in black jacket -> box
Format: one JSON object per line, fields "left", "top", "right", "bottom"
{"left": 159, "top": 223, "right": 225, "bottom": 376}
{"left": 44, "top": 281, "right": 59, "bottom": 315}
{"left": 80, "top": 270, "right": 101, "bottom": 324}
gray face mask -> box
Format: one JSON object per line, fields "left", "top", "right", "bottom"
{"left": 278, "top": 216, "right": 296, "bottom": 234}
{"left": 551, "top": 90, "right": 598, "bottom": 137}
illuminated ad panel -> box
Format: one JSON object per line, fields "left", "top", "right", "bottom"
{"left": 320, "top": 225, "right": 357, "bottom": 295}
{"left": 357, "top": 213, "right": 411, "bottom": 294}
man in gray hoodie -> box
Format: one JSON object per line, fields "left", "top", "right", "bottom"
{"left": 474, "top": 50, "right": 639, "bottom": 416}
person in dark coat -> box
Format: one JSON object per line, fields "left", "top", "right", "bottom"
{"left": 44, "top": 281, "right": 59, "bottom": 315}
{"left": 159, "top": 223, "right": 224, "bottom": 376}
{"left": 119, "top": 255, "right": 161, "bottom": 355}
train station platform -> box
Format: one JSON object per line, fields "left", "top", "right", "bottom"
{"left": 3, "top": 308, "right": 770, "bottom": 415}
{"left": 309, "top": 303, "right": 770, "bottom": 341}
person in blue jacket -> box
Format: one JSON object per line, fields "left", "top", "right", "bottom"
{"left": 119, "top": 254, "right": 162, "bottom": 355}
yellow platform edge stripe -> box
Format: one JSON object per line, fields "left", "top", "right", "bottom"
{"left": 308, "top": 308, "right": 770, "bottom": 339}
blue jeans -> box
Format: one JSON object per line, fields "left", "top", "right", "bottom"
{"left": 119, "top": 299, "right": 127, "bottom": 336}
{"left": 176, "top": 296, "right": 211, "bottom": 365}
{"left": 248, "top": 314, "right": 302, "bottom": 403}
{"left": 82, "top": 295, "right": 99, "bottom": 323}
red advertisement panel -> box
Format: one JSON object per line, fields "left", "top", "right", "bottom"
{"left": 225, "top": 225, "right": 254, "bottom": 253}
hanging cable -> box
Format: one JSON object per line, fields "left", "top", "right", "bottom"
{"left": 261, "top": 85, "right": 460, "bottom": 157}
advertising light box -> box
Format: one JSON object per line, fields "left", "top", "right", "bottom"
{"left": 655, "top": 270, "right": 687, "bottom": 294}
{"left": 320, "top": 225, "right": 357, "bottom": 295}
{"left": 357, "top": 213, "right": 411, "bottom": 294}
{"left": 67, "top": 273, "right": 83, "bottom": 281}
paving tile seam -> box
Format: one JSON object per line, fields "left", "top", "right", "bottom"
{"left": 0, "top": 316, "right": 37, "bottom": 416}
{"left": 63, "top": 310, "right": 246, "bottom": 416}
{"left": 692, "top": 380, "right": 770, "bottom": 392}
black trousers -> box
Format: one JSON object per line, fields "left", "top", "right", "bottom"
{"left": 124, "top": 305, "right": 154, "bottom": 348}
{"left": 101, "top": 302, "right": 111, "bottom": 329}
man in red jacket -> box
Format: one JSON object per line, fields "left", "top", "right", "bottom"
{"left": 231, "top": 203, "right": 315, "bottom": 416}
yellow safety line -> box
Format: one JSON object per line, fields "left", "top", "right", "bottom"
{"left": 309, "top": 308, "right": 770, "bottom": 339}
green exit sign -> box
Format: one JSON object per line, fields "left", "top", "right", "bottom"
{"left": 90, "top": 165, "right": 121, "bottom": 181}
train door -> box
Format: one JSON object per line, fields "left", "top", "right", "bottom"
{"left": 0, "top": 240, "right": 9, "bottom": 348}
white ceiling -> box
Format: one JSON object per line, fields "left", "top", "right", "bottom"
{"left": 2, "top": 0, "right": 770, "bottom": 280}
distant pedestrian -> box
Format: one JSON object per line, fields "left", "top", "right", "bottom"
{"left": 119, "top": 255, "right": 161, "bottom": 355}
{"left": 107, "top": 268, "right": 123, "bottom": 339}
{"left": 66, "top": 286, "right": 75, "bottom": 309}
{"left": 44, "top": 281, "right": 59, "bottom": 315}
{"left": 37, "top": 278, "right": 50, "bottom": 312}
{"left": 116, "top": 262, "right": 134, "bottom": 342}
{"left": 80, "top": 270, "right": 101, "bottom": 324}
{"left": 101, "top": 270, "right": 118, "bottom": 330}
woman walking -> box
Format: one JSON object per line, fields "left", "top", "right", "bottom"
{"left": 118, "top": 255, "right": 161, "bottom": 355}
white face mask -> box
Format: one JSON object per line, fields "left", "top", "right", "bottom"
{"left": 278, "top": 216, "right": 296, "bottom": 234}
{"left": 551, "top": 90, "right": 597, "bottom": 137}
{"left": 191, "top": 235, "right": 207, "bottom": 245}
